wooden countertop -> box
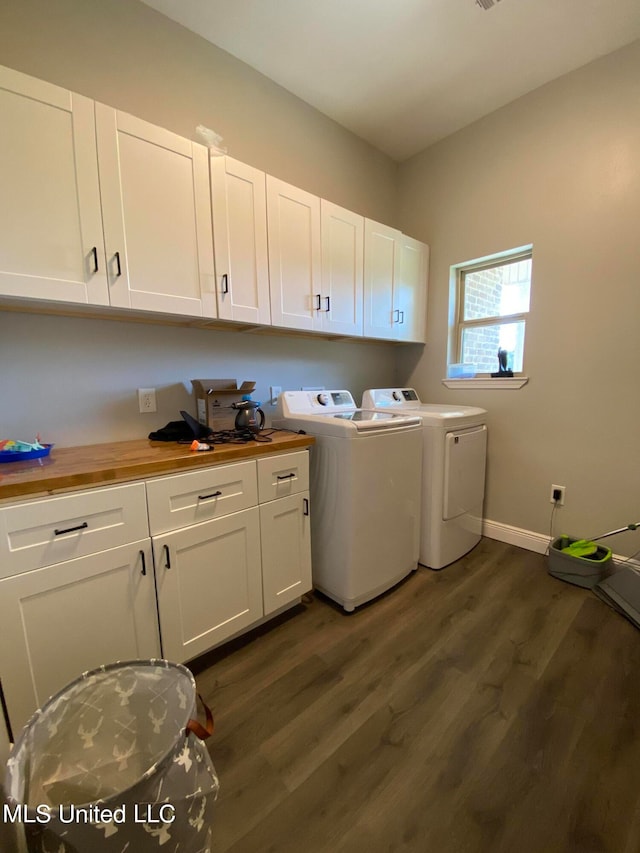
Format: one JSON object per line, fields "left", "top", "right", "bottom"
{"left": 0, "top": 431, "right": 314, "bottom": 501}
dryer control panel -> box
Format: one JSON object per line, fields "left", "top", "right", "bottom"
{"left": 364, "top": 388, "right": 421, "bottom": 407}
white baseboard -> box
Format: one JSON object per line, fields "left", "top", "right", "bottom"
{"left": 482, "top": 518, "right": 550, "bottom": 554}
{"left": 482, "top": 518, "right": 640, "bottom": 569}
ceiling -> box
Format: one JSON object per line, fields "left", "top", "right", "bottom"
{"left": 141, "top": 0, "right": 640, "bottom": 162}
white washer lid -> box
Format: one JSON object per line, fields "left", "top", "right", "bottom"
{"left": 362, "top": 388, "right": 486, "bottom": 425}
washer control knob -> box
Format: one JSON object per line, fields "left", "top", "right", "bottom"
{"left": 316, "top": 393, "right": 330, "bottom": 406}
{"left": 393, "top": 390, "right": 402, "bottom": 401}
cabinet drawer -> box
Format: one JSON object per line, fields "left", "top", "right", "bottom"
{"left": 0, "top": 483, "right": 149, "bottom": 579}
{"left": 146, "top": 460, "right": 257, "bottom": 535}
{"left": 257, "top": 451, "right": 309, "bottom": 503}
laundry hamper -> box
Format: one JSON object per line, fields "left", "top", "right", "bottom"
{"left": 4, "top": 660, "right": 219, "bottom": 853}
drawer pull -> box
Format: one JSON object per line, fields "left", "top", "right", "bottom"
{"left": 198, "top": 490, "right": 222, "bottom": 501}
{"left": 163, "top": 544, "right": 171, "bottom": 569}
{"left": 139, "top": 549, "right": 147, "bottom": 576}
{"left": 277, "top": 473, "right": 295, "bottom": 480}
{"left": 54, "top": 521, "right": 88, "bottom": 536}
{"left": 303, "top": 498, "right": 310, "bottom": 516}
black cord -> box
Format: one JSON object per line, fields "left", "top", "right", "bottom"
{"left": 546, "top": 501, "right": 559, "bottom": 555}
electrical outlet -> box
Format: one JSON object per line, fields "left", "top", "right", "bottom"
{"left": 138, "top": 388, "right": 157, "bottom": 413}
{"left": 269, "top": 386, "right": 282, "bottom": 406}
{"left": 550, "top": 484, "right": 566, "bottom": 506}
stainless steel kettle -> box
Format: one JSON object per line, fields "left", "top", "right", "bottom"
{"left": 232, "top": 399, "right": 265, "bottom": 434}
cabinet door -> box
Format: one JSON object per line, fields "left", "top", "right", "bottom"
{"left": 260, "top": 492, "right": 312, "bottom": 614}
{"left": 363, "top": 218, "right": 402, "bottom": 340}
{"left": 0, "top": 540, "right": 159, "bottom": 733}
{"left": 153, "top": 507, "right": 262, "bottom": 662}
{"left": 267, "top": 176, "right": 321, "bottom": 331}
{"left": 320, "top": 201, "right": 364, "bottom": 336}
{"left": 96, "top": 104, "right": 215, "bottom": 318}
{"left": 0, "top": 65, "right": 108, "bottom": 305}
{"left": 211, "top": 156, "right": 271, "bottom": 324}
{"left": 395, "top": 235, "right": 429, "bottom": 343}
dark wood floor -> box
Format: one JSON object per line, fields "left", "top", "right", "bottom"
{"left": 192, "top": 538, "right": 640, "bottom": 853}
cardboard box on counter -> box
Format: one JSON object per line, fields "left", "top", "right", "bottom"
{"left": 192, "top": 379, "right": 257, "bottom": 430}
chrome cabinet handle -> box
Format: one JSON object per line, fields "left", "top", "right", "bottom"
{"left": 54, "top": 521, "right": 88, "bottom": 536}
{"left": 198, "top": 490, "right": 222, "bottom": 500}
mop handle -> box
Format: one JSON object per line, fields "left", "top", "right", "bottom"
{"left": 591, "top": 522, "right": 640, "bottom": 541}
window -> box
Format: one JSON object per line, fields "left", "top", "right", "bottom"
{"left": 451, "top": 247, "right": 532, "bottom": 375}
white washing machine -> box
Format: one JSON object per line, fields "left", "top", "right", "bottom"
{"left": 274, "top": 390, "right": 422, "bottom": 611}
{"left": 362, "top": 388, "right": 487, "bottom": 570}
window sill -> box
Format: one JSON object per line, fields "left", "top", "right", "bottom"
{"left": 442, "top": 377, "right": 529, "bottom": 390}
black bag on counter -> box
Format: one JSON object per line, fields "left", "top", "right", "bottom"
{"left": 148, "top": 421, "right": 194, "bottom": 442}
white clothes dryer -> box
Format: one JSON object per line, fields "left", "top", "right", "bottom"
{"left": 362, "top": 388, "right": 487, "bottom": 570}
{"left": 274, "top": 390, "right": 422, "bottom": 611}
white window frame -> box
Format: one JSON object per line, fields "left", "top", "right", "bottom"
{"left": 449, "top": 246, "right": 533, "bottom": 379}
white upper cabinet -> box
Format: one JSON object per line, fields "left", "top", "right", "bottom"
{"left": 267, "top": 175, "right": 322, "bottom": 331}
{"left": 363, "top": 218, "right": 403, "bottom": 340}
{"left": 395, "top": 235, "right": 429, "bottom": 343}
{"left": 0, "top": 62, "right": 426, "bottom": 342}
{"left": 0, "top": 65, "right": 108, "bottom": 305}
{"left": 95, "top": 104, "right": 216, "bottom": 318}
{"left": 210, "top": 156, "right": 270, "bottom": 325}
{"left": 319, "top": 200, "right": 364, "bottom": 336}
{"left": 363, "top": 219, "right": 428, "bottom": 342}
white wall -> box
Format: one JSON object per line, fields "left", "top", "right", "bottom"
{"left": 0, "top": 312, "right": 398, "bottom": 446}
{"left": 0, "top": 0, "right": 397, "bottom": 220}
{"left": 0, "top": 0, "right": 401, "bottom": 447}
{"left": 397, "top": 40, "right": 640, "bottom": 556}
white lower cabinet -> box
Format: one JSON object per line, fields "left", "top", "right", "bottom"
{"left": 260, "top": 492, "right": 311, "bottom": 614}
{"left": 148, "top": 451, "right": 312, "bottom": 665}
{"left": 153, "top": 507, "right": 263, "bottom": 663}
{"left": 0, "top": 539, "right": 160, "bottom": 734}
{"left": 0, "top": 450, "right": 312, "bottom": 738}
